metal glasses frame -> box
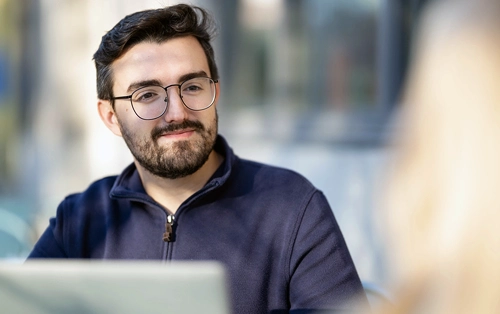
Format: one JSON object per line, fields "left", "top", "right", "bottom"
{"left": 111, "top": 76, "right": 219, "bottom": 120}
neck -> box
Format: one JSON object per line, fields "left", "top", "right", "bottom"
{"left": 136, "top": 150, "right": 224, "bottom": 214}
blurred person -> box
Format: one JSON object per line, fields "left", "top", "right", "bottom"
{"left": 27, "top": 4, "right": 367, "bottom": 313}
{"left": 377, "top": 0, "right": 500, "bottom": 313}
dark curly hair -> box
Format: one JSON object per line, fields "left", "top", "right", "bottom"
{"left": 93, "top": 4, "right": 218, "bottom": 102}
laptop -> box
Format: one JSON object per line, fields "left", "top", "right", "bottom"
{"left": 0, "top": 259, "right": 231, "bottom": 314}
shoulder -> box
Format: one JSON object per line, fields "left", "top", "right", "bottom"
{"left": 227, "top": 158, "right": 324, "bottom": 212}
{"left": 235, "top": 157, "right": 316, "bottom": 190}
{"left": 52, "top": 176, "right": 121, "bottom": 239}
{"left": 218, "top": 136, "right": 316, "bottom": 192}
{"left": 60, "top": 175, "right": 118, "bottom": 210}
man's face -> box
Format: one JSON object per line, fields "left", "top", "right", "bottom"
{"left": 109, "top": 36, "right": 219, "bottom": 179}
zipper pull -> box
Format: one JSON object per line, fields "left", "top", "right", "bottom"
{"left": 163, "top": 214, "right": 175, "bottom": 242}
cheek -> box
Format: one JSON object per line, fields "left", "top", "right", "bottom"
{"left": 198, "top": 108, "right": 217, "bottom": 123}
{"left": 116, "top": 110, "right": 150, "bottom": 135}
{"left": 122, "top": 122, "right": 154, "bottom": 140}
{"left": 118, "top": 105, "right": 140, "bottom": 124}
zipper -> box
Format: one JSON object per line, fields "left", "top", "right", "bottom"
{"left": 163, "top": 214, "right": 175, "bottom": 242}
{"left": 161, "top": 181, "right": 220, "bottom": 243}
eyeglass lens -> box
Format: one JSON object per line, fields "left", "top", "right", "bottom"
{"left": 130, "top": 77, "right": 216, "bottom": 120}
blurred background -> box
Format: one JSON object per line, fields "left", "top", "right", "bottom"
{"left": 0, "top": 0, "right": 429, "bottom": 291}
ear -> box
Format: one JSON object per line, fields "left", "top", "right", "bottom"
{"left": 97, "top": 99, "right": 123, "bottom": 137}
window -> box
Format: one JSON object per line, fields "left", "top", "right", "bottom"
{"left": 217, "top": 0, "right": 426, "bottom": 145}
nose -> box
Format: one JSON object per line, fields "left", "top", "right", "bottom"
{"left": 163, "top": 86, "right": 189, "bottom": 123}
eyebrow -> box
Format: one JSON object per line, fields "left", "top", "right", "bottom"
{"left": 126, "top": 79, "right": 162, "bottom": 94}
{"left": 125, "top": 71, "right": 209, "bottom": 94}
{"left": 178, "top": 71, "right": 208, "bottom": 83}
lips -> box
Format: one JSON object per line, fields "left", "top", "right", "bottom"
{"left": 160, "top": 129, "right": 195, "bottom": 137}
{"left": 151, "top": 120, "right": 205, "bottom": 140}
{"left": 160, "top": 128, "right": 195, "bottom": 137}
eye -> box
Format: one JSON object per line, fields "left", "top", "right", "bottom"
{"left": 132, "top": 87, "right": 163, "bottom": 103}
{"left": 182, "top": 83, "right": 203, "bottom": 94}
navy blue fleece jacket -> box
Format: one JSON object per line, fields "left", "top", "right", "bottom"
{"left": 29, "top": 136, "right": 366, "bottom": 313}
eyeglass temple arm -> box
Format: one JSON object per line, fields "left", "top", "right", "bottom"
{"left": 111, "top": 95, "right": 132, "bottom": 100}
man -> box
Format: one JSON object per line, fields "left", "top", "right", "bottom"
{"left": 29, "top": 4, "right": 367, "bottom": 313}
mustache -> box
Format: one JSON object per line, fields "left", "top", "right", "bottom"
{"left": 151, "top": 119, "right": 205, "bottom": 140}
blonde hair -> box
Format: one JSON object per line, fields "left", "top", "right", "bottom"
{"left": 381, "top": 0, "right": 500, "bottom": 312}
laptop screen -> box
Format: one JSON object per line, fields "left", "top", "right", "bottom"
{"left": 0, "top": 259, "right": 231, "bottom": 314}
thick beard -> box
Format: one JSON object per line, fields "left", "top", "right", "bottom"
{"left": 119, "top": 114, "right": 218, "bottom": 179}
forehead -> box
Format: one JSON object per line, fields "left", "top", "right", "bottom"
{"left": 111, "top": 36, "right": 210, "bottom": 92}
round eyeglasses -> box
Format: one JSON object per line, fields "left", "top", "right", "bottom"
{"left": 111, "top": 76, "right": 218, "bottom": 120}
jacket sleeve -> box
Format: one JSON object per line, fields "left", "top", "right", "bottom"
{"left": 27, "top": 202, "right": 68, "bottom": 258}
{"left": 288, "top": 191, "right": 367, "bottom": 312}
